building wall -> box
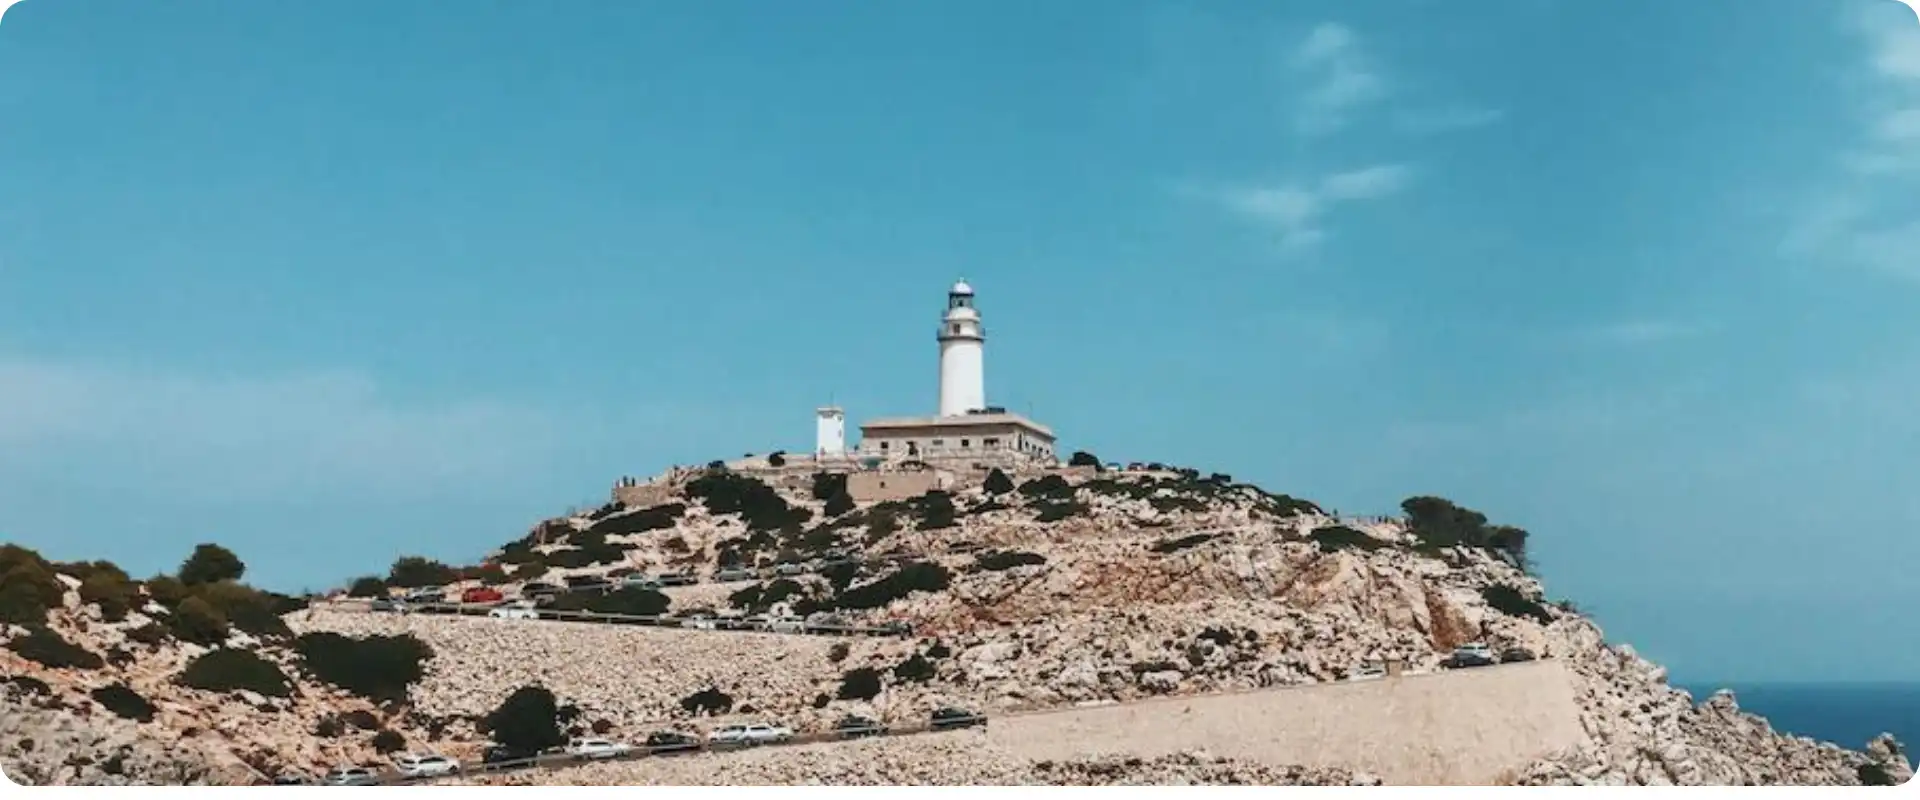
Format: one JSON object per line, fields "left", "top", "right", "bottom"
{"left": 938, "top": 337, "right": 985, "bottom": 417}
{"left": 860, "top": 421, "right": 1054, "bottom": 462}
{"left": 985, "top": 660, "right": 1585, "bottom": 785}
{"left": 845, "top": 470, "right": 942, "bottom": 503}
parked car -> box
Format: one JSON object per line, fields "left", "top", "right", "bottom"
{"left": 644, "top": 730, "right": 701, "bottom": 754}
{"left": 369, "top": 598, "right": 408, "bottom": 614}
{"left": 564, "top": 737, "right": 634, "bottom": 760}
{"left": 712, "top": 565, "right": 756, "bottom": 583}
{"left": 878, "top": 620, "right": 914, "bottom": 638}
{"left": 563, "top": 575, "right": 614, "bottom": 594}
{"left": 766, "top": 616, "right": 807, "bottom": 634}
{"left": 488, "top": 604, "right": 539, "bottom": 620}
{"left": 621, "top": 573, "right": 661, "bottom": 590}
{"left": 1500, "top": 647, "right": 1538, "bottom": 664}
{"left": 403, "top": 588, "right": 446, "bottom": 604}
{"left": 480, "top": 745, "right": 541, "bottom": 769}
{"left": 929, "top": 707, "right": 987, "bottom": 730}
{"left": 773, "top": 561, "right": 808, "bottom": 577}
{"left": 1447, "top": 643, "right": 1497, "bottom": 669}
{"left": 707, "top": 722, "right": 794, "bottom": 747}
{"left": 678, "top": 613, "right": 718, "bottom": 631}
{"left": 460, "top": 587, "right": 504, "bottom": 605}
{"left": 805, "top": 612, "right": 854, "bottom": 634}
{"left": 270, "top": 773, "right": 311, "bottom": 785}
{"left": 834, "top": 714, "right": 888, "bottom": 739}
{"left": 322, "top": 766, "right": 380, "bottom": 786}
{"left": 392, "top": 753, "right": 460, "bottom": 779}
{"left": 521, "top": 582, "right": 563, "bottom": 604}
{"left": 655, "top": 571, "right": 699, "bottom": 587}
{"left": 1347, "top": 663, "right": 1387, "bottom": 682}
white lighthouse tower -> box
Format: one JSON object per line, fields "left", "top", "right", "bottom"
{"left": 937, "top": 279, "right": 987, "bottom": 417}
{"left": 815, "top": 406, "right": 846, "bottom": 457}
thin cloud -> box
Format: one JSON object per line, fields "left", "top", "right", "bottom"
{"left": 1289, "top": 22, "right": 1387, "bottom": 136}
{"left": 1210, "top": 163, "right": 1411, "bottom": 250}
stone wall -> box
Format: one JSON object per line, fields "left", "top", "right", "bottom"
{"left": 846, "top": 470, "right": 942, "bottom": 503}
{"left": 984, "top": 660, "right": 1585, "bottom": 785}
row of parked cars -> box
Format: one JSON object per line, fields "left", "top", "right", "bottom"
{"left": 296, "top": 708, "right": 988, "bottom": 785}
{"left": 1443, "top": 642, "right": 1537, "bottom": 669}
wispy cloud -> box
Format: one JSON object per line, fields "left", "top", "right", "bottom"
{"left": 1289, "top": 22, "right": 1387, "bottom": 136}
{"left": 1210, "top": 163, "right": 1413, "bottom": 249}
{"left": 1783, "top": 3, "right": 1920, "bottom": 282}
{"left": 1395, "top": 106, "right": 1506, "bottom": 135}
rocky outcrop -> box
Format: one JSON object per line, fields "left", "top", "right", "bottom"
{"left": 0, "top": 680, "right": 223, "bottom": 786}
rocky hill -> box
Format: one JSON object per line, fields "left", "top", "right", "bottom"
{"left": 0, "top": 463, "right": 1910, "bottom": 786}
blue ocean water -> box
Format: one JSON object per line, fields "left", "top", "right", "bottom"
{"left": 1679, "top": 682, "right": 1920, "bottom": 753}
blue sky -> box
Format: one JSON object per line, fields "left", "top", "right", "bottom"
{"left": 1, "top": 0, "right": 1916, "bottom": 683}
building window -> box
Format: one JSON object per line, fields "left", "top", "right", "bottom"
{"left": 931, "top": 439, "right": 944, "bottom": 447}
{"left": 960, "top": 438, "right": 970, "bottom": 448}
{"left": 983, "top": 437, "right": 999, "bottom": 447}
{"left": 880, "top": 442, "right": 889, "bottom": 450}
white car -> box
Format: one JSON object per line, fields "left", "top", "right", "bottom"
{"left": 392, "top": 753, "right": 460, "bottom": 779}
{"left": 322, "top": 766, "right": 378, "bottom": 786}
{"left": 766, "top": 616, "right": 807, "bottom": 634}
{"left": 565, "top": 737, "right": 634, "bottom": 760}
{"left": 489, "top": 602, "right": 539, "bottom": 620}
{"left": 707, "top": 723, "right": 793, "bottom": 746}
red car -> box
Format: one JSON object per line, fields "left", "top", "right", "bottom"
{"left": 460, "top": 587, "right": 504, "bottom": 605}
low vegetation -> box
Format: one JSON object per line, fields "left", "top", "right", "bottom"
{"left": 8, "top": 626, "right": 105, "bottom": 670}
{"left": 372, "top": 729, "right": 406, "bottom": 753}
{"left": 485, "top": 685, "right": 567, "bottom": 755}
{"left": 90, "top": 684, "right": 157, "bottom": 722}
{"left": 546, "top": 587, "right": 671, "bottom": 617}
{"left": 1402, "top": 496, "right": 1532, "bottom": 570}
{"left": 837, "top": 667, "right": 883, "bottom": 701}
{"left": 679, "top": 686, "right": 734, "bottom": 716}
{"left": 982, "top": 468, "right": 1015, "bottom": 495}
{"left": 1480, "top": 584, "right": 1554, "bottom": 625}
{"left": 969, "top": 550, "right": 1047, "bottom": 573}
{"left": 891, "top": 652, "right": 936, "bottom": 683}
{"left": 1148, "top": 533, "right": 1216, "bottom": 554}
{"left": 294, "top": 632, "right": 434, "bottom": 702}
{"left": 1309, "top": 525, "right": 1386, "bottom": 553}
{"left": 0, "top": 544, "right": 67, "bottom": 626}
{"left": 830, "top": 562, "right": 951, "bottom": 611}
{"left": 587, "top": 502, "right": 687, "bottom": 536}
{"left": 686, "top": 471, "right": 811, "bottom": 533}
{"left": 178, "top": 544, "right": 246, "bottom": 587}
{"left": 178, "top": 649, "right": 292, "bottom": 697}
{"left": 387, "top": 557, "right": 458, "bottom": 589}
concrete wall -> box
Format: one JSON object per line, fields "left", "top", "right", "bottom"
{"left": 846, "top": 470, "right": 942, "bottom": 503}
{"left": 986, "top": 660, "right": 1584, "bottom": 785}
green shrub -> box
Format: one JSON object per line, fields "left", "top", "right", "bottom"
{"left": 178, "top": 544, "right": 246, "bottom": 586}
{"left": 970, "top": 551, "right": 1047, "bottom": 572}
{"left": 1309, "top": 526, "right": 1385, "bottom": 553}
{"left": 812, "top": 472, "right": 848, "bottom": 502}
{"left": 892, "top": 653, "right": 935, "bottom": 683}
{"left": 314, "top": 716, "right": 346, "bottom": 738}
{"left": 472, "top": 563, "right": 509, "bottom": 585}
{"left": 1068, "top": 451, "right": 1101, "bottom": 468}
{"left": 542, "top": 544, "right": 627, "bottom": 570}
{"left": 1481, "top": 584, "right": 1554, "bottom": 625}
{"left": 983, "top": 468, "right": 1015, "bottom": 495}
{"left": 143, "top": 575, "right": 189, "bottom": 607}
{"left": 91, "top": 684, "right": 156, "bottom": 722}
{"left": 294, "top": 632, "right": 433, "bottom": 702}
{"left": 915, "top": 491, "right": 957, "bottom": 530}
{"left": 588, "top": 502, "right": 686, "bottom": 536}
{"left": 1402, "top": 496, "right": 1531, "bottom": 569}
{"left": 125, "top": 623, "right": 170, "bottom": 647}
{"left": 686, "top": 472, "right": 808, "bottom": 532}
{"left": 512, "top": 562, "right": 550, "bottom": 582}
{"left": 79, "top": 572, "right": 139, "bottom": 623}
{"left": 679, "top": 686, "right": 734, "bottom": 716}
{"left": 1018, "top": 475, "right": 1074, "bottom": 499}
{"left": 179, "top": 649, "right": 291, "bottom": 697}
{"left": 827, "top": 642, "right": 851, "bottom": 663}
{"left": 8, "top": 626, "right": 105, "bottom": 670}
{"left": 823, "top": 492, "right": 855, "bottom": 517}
{"left": 193, "top": 581, "right": 293, "bottom": 640}
{"left": 1148, "top": 533, "right": 1215, "bottom": 554}
{"left": 0, "top": 545, "right": 65, "bottom": 626}
{"left": 837, "top": 667, "right": 883, "bottom": 701}
{"left": 371, "top": 730, "right": 405, "bottom": 754}
{"left": 346, "top": 576, "right": 387, "bottom": 598}
{"left": 386, "top": 557, "right": 456, "bottom": 589}
{"left": 547, "top": 587, "right": 670, "bottom": 618}
{"left": 832, "top": 562, "right": 951, "bottom": 611}
{"left": 168, "top": 596, "right": 231, "bottom": 646}
{"left": 1858, "top": 764, "right": 1897, "bottom": 786}
{"left": 767, "top": 451, "right": 787, "bottom": 467}
{"left": 1032, "top": 500, "right": 1087, "bottom": 523}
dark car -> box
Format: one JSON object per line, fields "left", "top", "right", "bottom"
{"left": 655, "top": 571, "right": 699, "bottom": 587}
{"left": 270, "top": 773, "right": 310, "bottom": 785}
{"left": 480, "top": 746, "right": 541, "bottom": 770}
{"left": 1445, "top": 643, "right": 1498, "bottom": 669}
{"left": 369, "top": 598, "right": 405, "bottom": 613}
{"left": 712, "top": 565, "right": 756, "bottom": 583}
{"left": 645, "top": 731, "right": 701, "bottom": 754}
{"left": 878, "top": 620, "right": 914, "bottom": 638}
{"left": 834, "top": 715, "right": 888, "bottom": 739}
{"left": 929, "top": 707, "right": 986, "bottom": 730}
{"left": 1500, "top": 647, "right": 1538, "bottom": 664}
{"left": 563, "top": 575, "right": 613, "bottom": 594}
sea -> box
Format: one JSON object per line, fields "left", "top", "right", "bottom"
{"left": 1677, "top": 682, "right": 1920, "bottom": 753}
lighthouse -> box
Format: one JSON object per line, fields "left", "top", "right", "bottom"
{"left": 937, "top": 279, "right": 986, "bottom": 417}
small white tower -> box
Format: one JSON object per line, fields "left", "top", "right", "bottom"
{"left": 815, "top": 406, "right": 846, "bottom": 457}
{"left": 937, "top": 279, "right": 986, "bottom": 417}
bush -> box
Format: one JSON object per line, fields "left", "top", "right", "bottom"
{"left": 143, "top": 575, "right": 189, "bottom": 607}
{"left": 767, "top": 451, "right": 787, "bottom": 467}
{"left": 0, "top": 545, "right": 65, "bottom": 626}
{"left": 547, "top": 587, "right": 671, "bottom": 618}
{"left": 168, "top": 596, "right": 231, "bottom": 646}
{"left": 837, "top": 667, "right": 883, "bottom": 701}
{"left": 1402, "top": 496, "right": 1531, "bottom": 569}
{"left": 79, "top": 572, "right": 140, "bottom": 623}
{"left": 387, "top": 557, "right": 456, "bottom": 589}
{"left": 1309, "top": 526, "right": 1385, "bottom": 553}
{"left": 982, "top": 468, "right": 1015, "bottom": 495}
{"left": 916, "top": 491, "right": 957, "bottom": 530}
{"left": 371, "top": 730, "right": 405, "bottom": 754}
{"left": 686, "top": 472, "right": 807, "bottom": 532}
{"left": 512, "top": 562, "right": 550, "bottom": 582}
{"left": 346, "top": 576, "right": 387, "bottom": 598}
{"left": 892, "top": 653, "right": 935, "bottom": 683}
{"left": 970, "top": 551, "right": 1047, "bottom": 573}
{"left": 1068, "top": 451, "right": 1101, "bottom": 468}
{"left": 179, "top": 649, "right": 292, "bottom": 697}
{"left": 8, "top": 626, "right": 105, "bottom": 670}
{"left": 1148, "top": 533, "right": 1216, "bottom": 554}
{"left": 344, "top": 709, "right": 380, "bottom": 730}
{"left": 314, "top": 715, "right": 345, "bottom": 738}
{"left": 485, "top": 685, "right": 566, "bottom": 753}
{"left": 178, "top": 544, "right": 246, "bottom": 586}
{"left": 925, "top": 641, "right": 953, "bottom": 659}
{"left": 1032, "top": 500, "right": 1087, "bottom": 523}
{"left": 679, "top": 686, "right": 734, "bottom": 716}
{"left": 91, "top": 684, "right": 156, "bottom": 722}
{"left": 194, "top": 581, "right": 293, "bottom": 640}
{"left": 832, "top": 562, "right": 951, "bottom": 611}
{"left": 1018, "top": 475, "right": 1074, "bottom": 499}
{"left": 588, "top": 503, "right": 687, "bottom": 536}
{"left": 823, "top": 492, "right": 856, "bottom": 517}
{"left": 294, "top": 632, "right": 433, "bottom": 702}
{"left": 828, "top": 642, "right": 851, "bottom": 663}
{"left": 1858, "top": 764, "right": 1897, "bottom": 786}
{"left": 812, "top": 472, "right": 848, "bottom": 502}
{"left": 1481, "top": 584, "right": 1554, "bottom": 625}
{"left": 126, "top": 623, "right": 170, "bottom": 647}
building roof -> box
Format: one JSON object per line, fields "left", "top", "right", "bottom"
{"left": 859, "top": 411, "right": 1055, "bottom": 438}
{"left": 949, "top": 279, "right": 974, "bottom": 295}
